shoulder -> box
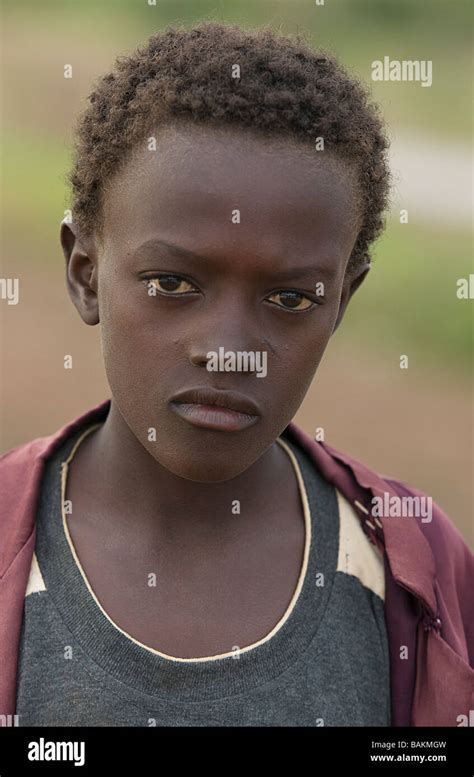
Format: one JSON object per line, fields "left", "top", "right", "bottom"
{"left": 289, "top": 422, "right": 472, "bottom": 599}
{"left": 320, "top": 434, "right": 472, "bottom": 573}
{"left": 384, "top": 475, "right": 473, "bottom": 568}
{"left": 0, "top": 400, "right": 111, "bottom": 478}
{"left": 0, "top": 435, "right": 51, "bottom": 506}
{"left": 0, "top": 401, "right": 110, "bottom": 577}
{"left": 0, "top": 435, "right": 52, "bottom": 577}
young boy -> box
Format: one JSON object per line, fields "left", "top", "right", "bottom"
{"left": 0, "top": 22, "right": 472, "bottom": 728}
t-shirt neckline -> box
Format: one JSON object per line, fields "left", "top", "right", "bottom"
{"left": 34, "top": 419, "right": 340, "bottom": 702}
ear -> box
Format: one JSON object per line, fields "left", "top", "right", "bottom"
{"left": 60, "top": 219, "right": 99, "bottom": 326}
{"left": 332, "top": 261, "right": 371, "bottom": 334}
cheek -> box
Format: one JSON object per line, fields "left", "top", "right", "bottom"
{"left": 98, "top": 276, "right": 165, "bottom": 400}
{"left": 98, "top": 287, "right": 180, "bottom": 469}
{"left": 274, "top": 318, "right": 333, "bottom": 413}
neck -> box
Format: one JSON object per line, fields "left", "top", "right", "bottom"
{"left": 74, "top": 399, "right": 291, "bottom": 543}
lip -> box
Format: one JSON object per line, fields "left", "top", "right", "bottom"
{"left": 169, "top": 387, "right": 261, "bottom": 432}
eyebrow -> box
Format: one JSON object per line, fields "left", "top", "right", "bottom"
{"left": 132, "top": 239, "right": 335, "bottom": 281}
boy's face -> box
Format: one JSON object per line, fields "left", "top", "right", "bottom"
{"left": 63, "top": 123, "right": 367, "bottom": 482}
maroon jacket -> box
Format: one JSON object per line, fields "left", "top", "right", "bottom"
{"left": 1, "top": 398, "right": 473, "bottom": 726}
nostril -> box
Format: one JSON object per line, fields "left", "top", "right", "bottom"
{"left": 188, "top": 352, "right": 212, "bottom": 368}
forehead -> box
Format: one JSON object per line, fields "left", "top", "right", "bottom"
{"left": 100, "top": 123, "right": 360, "bottom": 262}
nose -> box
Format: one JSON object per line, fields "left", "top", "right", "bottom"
{"left": 187, "top": 296, "right": 267, "bottom": 375}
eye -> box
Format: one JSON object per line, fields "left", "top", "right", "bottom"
{"left": 145, "top": 274, "right": 198, "bottom": 296}
{"left": 266, "top": 290, "right": 315, "bottom": 311}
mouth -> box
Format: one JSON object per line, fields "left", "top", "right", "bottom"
{"left": 169, "top": 387, "right": 261, "bottom": 432}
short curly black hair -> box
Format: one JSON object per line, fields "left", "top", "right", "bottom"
{"left": 67, "top": 21, "right": 390, "bottom": 274}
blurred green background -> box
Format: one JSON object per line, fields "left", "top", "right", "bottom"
{"left": 1, "top": 0, "right": 472, "bottom": 545}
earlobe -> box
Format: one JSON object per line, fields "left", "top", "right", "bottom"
{"left": 60, "top": 221, "right": 100, "bottom": 326}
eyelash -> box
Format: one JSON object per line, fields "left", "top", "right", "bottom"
{"left": 141, "top": 274, "right": 320, "bottom": 312}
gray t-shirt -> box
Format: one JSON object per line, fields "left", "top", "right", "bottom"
{"left": 15, "top": 421, "right": 390, "bottom": 727}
